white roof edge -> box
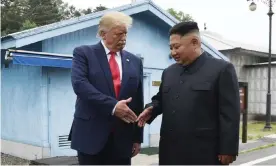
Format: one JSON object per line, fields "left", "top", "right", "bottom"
{"left": 201, "top": 30, "right": 276, "bottom": 54}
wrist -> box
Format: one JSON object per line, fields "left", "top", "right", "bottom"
{"left": 112, "top": 101, "right": 119, "bottom": 115}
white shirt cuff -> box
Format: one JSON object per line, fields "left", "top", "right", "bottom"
{"left": 112, "top": 102, "right": 119, "bottom": 115}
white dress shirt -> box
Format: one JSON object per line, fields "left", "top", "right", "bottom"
{"left": 101, "top": 40, "right": 122, "bottom": 80}
{"left": 101, "top": 40, "right": 122, "bottom": 115}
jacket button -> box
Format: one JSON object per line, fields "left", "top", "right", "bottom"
{"left": 175, "top": 95, "right": 179, "bottom": 99}
{"left": 180, "top": 80, "right": 184, "bottom": 84}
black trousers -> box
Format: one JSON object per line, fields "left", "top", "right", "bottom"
{"left": 158, "top": 137, "right": 222, "bottom": 165}
{"left": 77, "top": 134, "right": 131, "bottom": 165}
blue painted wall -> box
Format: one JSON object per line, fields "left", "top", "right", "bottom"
{"left": 1, "top": 39, "right": 45, "bottom": 147}
{"left": 1, "top": 64, "right": 49, "bottom": 147}
{"left": 42, "top": 12, "right": 174, "bottom": 69}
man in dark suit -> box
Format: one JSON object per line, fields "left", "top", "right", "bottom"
{"left": 137, "top": 21, "right": 240, "bottom": 165}
{"left": 68, "top": 11, "right": 144, "bottom": 165}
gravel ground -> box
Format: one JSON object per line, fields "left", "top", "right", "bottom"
{"left": 1, "top": 153, "right": 30, "bottom": 165}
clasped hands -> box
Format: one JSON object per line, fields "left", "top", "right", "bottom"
{"left": 114, "top": 97, "right": 153, "bottom": 124}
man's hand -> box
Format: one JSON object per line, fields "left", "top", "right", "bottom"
{"left": 114, "top": 97, "right": 137, "bottom": 123}
{"left": 218, "top": 155, "right": 236, "bottom": 165}
{"left": 137, "top": 106, "right": 153, "bottom": 127}
{"left": 132, "top": 143, "right": 141, "bottom": 157}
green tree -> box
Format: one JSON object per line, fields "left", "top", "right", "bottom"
{"left": 1, "top": 0, "right": 28, "bottom": 35}
{"left": 82, "top": 8, "right": 92, "bottom": 15}
{"left": 25, "top": 0, "right": 63, "bottom": 26}
{"left": 93, "top": 4, "right": 107, "bottom": 12}
{"left": 61, "top": 4, "right": 82, "bottom": 19}
{"left": 1, "top": 0, "right": 108, "bottom": 35}
{"left": 167, "top": 8, "right": 194, "bottom": 22}
{"left": 20, "top": 20, "right": 37, "bottom": 31}
{"left": 61, "top": 4, "right": 107, "bottom": 19}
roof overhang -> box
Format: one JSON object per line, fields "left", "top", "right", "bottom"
{"left": 244, "top": 62, "right": 276, "bottom": 68}
{"left": 220, "top": 47, "right": 276, "bottom": 58}
{"left": 201, "top": 38, "right": 229, "bottom": 61}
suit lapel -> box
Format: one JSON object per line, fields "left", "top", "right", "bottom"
{"left": 119, "top": 50, "right": 131, "bottom": 98}
{"left": 94, "top": 42, "right": 116, "bottom": 97}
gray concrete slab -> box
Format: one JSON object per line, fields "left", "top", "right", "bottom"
{"left": 232, "top": 146, "right": 276, "bottom": 165}
{"left": 256, "top": 157, "right": 276, "bottom": 165}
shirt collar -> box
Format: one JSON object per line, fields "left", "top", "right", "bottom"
{"left": 101, "top": 40, "right": 119, "bottom": 56}
{"left": 181, "top": 52, "right": 208, "bottom": 74}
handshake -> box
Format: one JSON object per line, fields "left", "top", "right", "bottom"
{"left": 114, "top": 97, "right": 153, "bottom": 127}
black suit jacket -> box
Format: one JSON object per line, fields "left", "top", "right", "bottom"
{"left": 68, "top": 42, "right": 144, "bottom": 158}
{"left": 146, "top": 52, "right": 240, "bottom": 165}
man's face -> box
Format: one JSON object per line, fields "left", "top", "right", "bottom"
{"left": 169, "top": 34, "right": 195, "bottom": 65}
{"left": 103, "top": 25, "right": 127, "bottom": 52}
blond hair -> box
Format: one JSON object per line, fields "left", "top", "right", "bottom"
{"left": 97, "top": 11, "right": 133, "bottom": 37}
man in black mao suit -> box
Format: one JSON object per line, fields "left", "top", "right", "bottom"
{"left": 137, "top": 21, "right": 240, "bottom": 165}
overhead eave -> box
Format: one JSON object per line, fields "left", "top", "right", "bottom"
{"left": 1, "top": 38, "right": 16, "bottom": 49}
{"left": 244, "top": 61, "right": 276, "bottom": 68}
{"left": 220, "top": 47, "right": 276, "bottom": 58}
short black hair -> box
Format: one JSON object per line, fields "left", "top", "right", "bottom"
{"left": 169, "top": 21, "right": 199, "bottom": 36}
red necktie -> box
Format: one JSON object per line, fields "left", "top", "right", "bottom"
{"left": 109, "top": 52, "right": 121, "bottom": 99}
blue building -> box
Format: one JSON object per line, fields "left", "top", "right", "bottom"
{"left": 1, "top": 0, "right": 228, "bottom": 160}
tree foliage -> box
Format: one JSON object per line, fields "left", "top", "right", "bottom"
{"left": 167, "top": 8, "right": 194, "bottom": 22}
{"left": 1, "top": 0, "right": 108, "bottom": 35}
{"left": 93, "top": 4, "right": 107, "bottom": 13}
{"left": 1, "top": 1, "right": 194, "bottom": 36}
{"left": 20, "top": 20, "right": 37, "bottom": 31}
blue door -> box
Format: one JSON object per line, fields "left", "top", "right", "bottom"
{"left": 141, "top": 74, "right": 151, "bottom": 148}
{"left": 48, "top": 68, "right": 77, "bottom": 157}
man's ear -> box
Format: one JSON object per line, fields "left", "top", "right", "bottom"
{"left": 100, "top": 31, "right": 106, "bottom": 40}
{"left": 191, "top": 37, "right": 200, "bottom": 46}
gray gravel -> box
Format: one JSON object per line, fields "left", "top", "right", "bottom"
{"left": 1, "top": 153, "right": 30, "bottom": 165}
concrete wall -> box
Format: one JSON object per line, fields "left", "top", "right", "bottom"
{"left": 224, "top": 52, "right": 276, "bottom": 117}
{"left": 224, "top": 52, "right": 261, "bottom": 82}
{"left": 246, "top": 66, "right": 276, "bottom": 116}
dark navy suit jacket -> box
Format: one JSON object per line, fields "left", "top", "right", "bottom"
{"left": 68, "top": 42, "right": 144, "bottom": 158}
